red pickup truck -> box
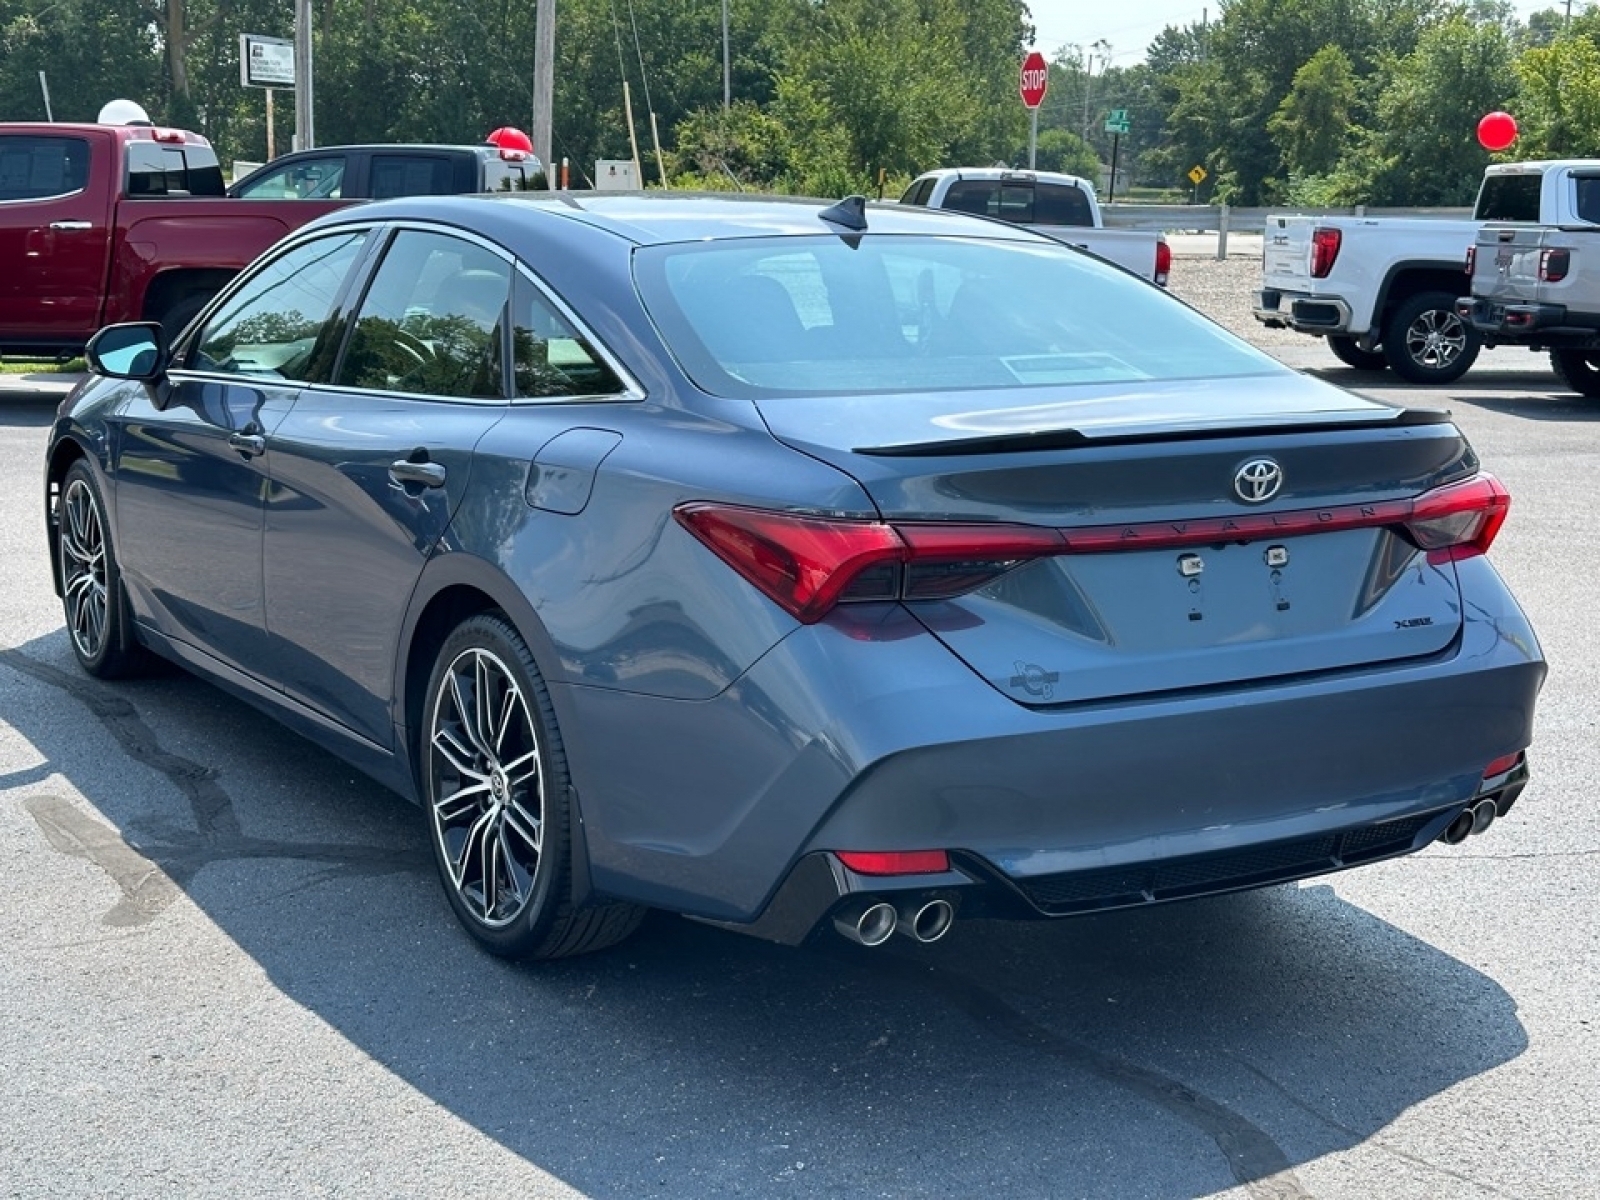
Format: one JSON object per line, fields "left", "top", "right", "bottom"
{"left": 0, "top": 121, "right": 347, "bottom": 357}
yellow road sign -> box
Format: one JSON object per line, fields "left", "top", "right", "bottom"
{"left": 1187, "top": 165, "right": 1207, "bottom": 186}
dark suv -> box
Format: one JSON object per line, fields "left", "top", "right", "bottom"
{"left": 229, "top": 143, "right": 545, "bottom": 201}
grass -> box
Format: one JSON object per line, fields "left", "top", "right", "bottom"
{"left": 0, "top": 358, "right": 86, "bottom": 374}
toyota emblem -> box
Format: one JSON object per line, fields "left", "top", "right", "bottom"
{"left": 1234, "top": 458, "right": 1284, "bottom": 503}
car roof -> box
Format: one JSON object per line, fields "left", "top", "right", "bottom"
{"left": 911, "top": 166, "right": 1096, "bottom": 189}
{"left": 326, "top": 191, "right": 1054, "bottom": 247}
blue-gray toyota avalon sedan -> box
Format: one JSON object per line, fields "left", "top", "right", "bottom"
{"left": 45, "top": 193, "right": 1544, "bottom": 959}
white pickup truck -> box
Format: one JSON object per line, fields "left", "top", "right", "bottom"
{"left": 1458, "top": 160, "right": 1600, "bottom": 394}
{"left": 1254, "top": 160, "right": 1600, "bottom": 384}
{"left": 1254, "top": 209, "right": 1481, "bottom": 383}
{"left": 899, "top": 168, "right": 1171, "bottom": 286}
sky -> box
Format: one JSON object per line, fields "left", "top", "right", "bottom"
{"left": 1022, "top": 0, "right": 1570, "bottom": 68}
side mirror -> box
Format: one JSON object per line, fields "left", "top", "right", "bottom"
{"left": 86, "top": 322, "right": 168, "bottom": 382}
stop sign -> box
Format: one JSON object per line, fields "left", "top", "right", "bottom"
{"left": 1020, "top": 51, "right": 1049, "bottom": 110}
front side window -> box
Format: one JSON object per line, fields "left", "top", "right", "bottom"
{"left": 512, "top": 274, "right": 626, "bottom": 399}
{"left": 188, "top": 230, "right": 369, "bottom": 380}
{"left": 0, "top": 135, "right": 90, "bottom": 202}
{"left": 898, "top": 177, "right": 936, "bottom": 207}
{"left": 235, "top": 156, "right": 345, "bottom": 199}
{"left": 635, "top": 234, "right": 1278, "bottom": 399}
{"left": 337, "top": 230, "right": 511, "bottom": 399}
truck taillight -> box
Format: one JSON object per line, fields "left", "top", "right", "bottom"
{"left": 1539, "top": 248, "right": 1571, "bottom": 283}
{"left": 1310, "top": 227, "right": 1342, "bottom": 278}
{"left": 1154, "top": 240, "right": 1171, "bottom": 287}
{"left": 1465, "top": 245, "right": 1476, "bottom": 275}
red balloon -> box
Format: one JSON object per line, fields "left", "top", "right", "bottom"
{"left": 486, "top": 126, "right": 534, "bottom": 154}
{"left": 1478, "top": 111, "right": 1518, "bottom": 153}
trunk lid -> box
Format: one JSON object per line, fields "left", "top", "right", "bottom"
{"left": 757, "top": 375, "right": 1474, "bottom": 706}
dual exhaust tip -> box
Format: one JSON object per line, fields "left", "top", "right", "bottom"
{"left": 1441, "top": 798, "right": 1499, "bottom": 845}
{"left": 833, "top": 897, "right": 954, "bottom": 947}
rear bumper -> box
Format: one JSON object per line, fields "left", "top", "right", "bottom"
{"left": 1457, "top": 295, "right": 1600, "bottom": 346}
{"left": 1254, "top": 288, "right": 1353, "bottom": 334}
{"left": 562, "top": 558, "right": 1544, "bottom": 938}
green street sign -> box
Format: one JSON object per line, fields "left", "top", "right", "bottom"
{"left": 1104, "top": 108, "right": 1131, "bottom": 134}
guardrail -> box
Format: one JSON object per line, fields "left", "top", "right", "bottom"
{"left": 1101, "top": 204, "right": 1474, "bottom": 259}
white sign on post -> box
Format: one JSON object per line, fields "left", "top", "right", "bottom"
{"left": 240, "top": 35, "right": 295, "bottom": 89}
{"left": 595, "top": 159, "right": 638, "bottom": 191}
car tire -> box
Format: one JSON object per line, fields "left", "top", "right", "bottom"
{"left": 57, "top": 460, "right": 153, "bottom": 679}
{"left": 420, "top": 613, "right": 645, "bottom": 960}
{"left": 1326, "top": 335, "right": 1388, "bottom": 371}
{"left": 1381, "top": 291, "right": 1479, "bottom": 384}
{"left": 1550, "top": 349, "right": 1600, "bottom": 397}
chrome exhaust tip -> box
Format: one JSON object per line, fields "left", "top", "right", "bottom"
{"left": 1441, "top": 809, "right": 1476, "bottom": 845}
{"left": 833, "top": 900, "right": 897, "bottom": 947}
{"left": 1470, "top": 798, "right": 1498, "bottom": 836}
{"left": 895, "top": 898, "right": 955, "bottom": 944}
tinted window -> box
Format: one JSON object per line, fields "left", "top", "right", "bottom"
{"left": 481, "top": 157, "right": 544, "bottom": 192}
{"left": 126, "top": 142, "right": 225, "bottom": 197}
{"left": 899, "top": 177, "right": 936, "bottom": 207}
{"left": 942, "top": 180, "right": 999, "bottom": 217}
{"left": 369, "top": 155, "right": 456, "bottom": 199}
{"left": 337, "top": 230, "right": 510, "bottom": 399}
{"left": 635, "top": 235, "right": 1275, "bottom": 398}
{"left": 189, "top": 231, "right": 368, "bottom": 380}
{"left": 512, "top": 275, "right": 627, "bottom": 399}
{"left": 1475, "top": 174, "right": 1542, "bottom": 222}
{"left": 235, "top": 156, "right": 345, "bottom": 199}
{"left": 1576, "top": 177, "right": 1600, "bottom": 225}
{"left": 0, "top": 135, "right": 90, "bottom": 201}
{"left": 1034, "top": 182, "right": 1093, "bottom": 226}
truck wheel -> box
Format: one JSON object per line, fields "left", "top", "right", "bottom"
{"left": 1327, "top": 336, "right": 1387, "bottom": 371}
{"left": 1381, "top": 291, "right": 1479, "bottom": 384}
{"left": 156, "top": 291, "right": 210, "bottom": 344}
{"left": 1551, "top": 349, "right": 1600, "bottom": 397}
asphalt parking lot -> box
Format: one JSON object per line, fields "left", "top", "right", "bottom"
{"left": 1, "top": 264, "right": 1596, "bottom": 1198}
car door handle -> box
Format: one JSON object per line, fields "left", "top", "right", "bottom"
{"left": 49, "top": 220, "right": 93, "bottom": 231}
{"left": 229, "top": 432, "right": 266, "bottom": 457}
{"left": 389, "top": 459, "right": 447, "bottom": 488}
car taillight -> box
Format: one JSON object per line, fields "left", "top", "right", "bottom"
{"left": 1154, "top": 240, "right": 1172, "bottom": 287}
{"left": 1465, "top": 245, "right": 1476, "bottom": 275}
{"left": 1539, "top": 248, "right": 1571, "bottom": 282}
{"left": 675, "top": 475, "right": 1511, "bottom": 622}
{"left": 1403, "top": 472, "right": 1510, "bottom": 563}
{"left": 1310, "top": 227, "right": 1342, "bottom": 278}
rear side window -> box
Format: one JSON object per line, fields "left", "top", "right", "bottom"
{"left": 338, "top": 230, "right": 511, "bottom": 399}
{"left": 0, "top": 135, "right": 90, "bottom": 201}
{"left": 234, "top": 156, "right": 346, "bottom": 199}
{"left": 512, "top": 274, "right": 626, "bottom": 399}
{"left": 1575, "top": 177, "right": 1600, "bottom": 225}
{"left": 1474, "top": 174, "right": 1542, "bottom": 222}
{"left": 1034, "top": 182, "right": 1093, "bottom": 226}
{"left": 369, "top": 155, "right": 456, "bottom": 199}
{"left": 126, "top": 141, "right": 225, "bottom": 198}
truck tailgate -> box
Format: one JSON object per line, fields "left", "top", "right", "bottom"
{"left": 1263, "top": 217, "right": 1315, "bottom": 290}
{"left": 1471, "top": 225, "right": 1556, "bottom": 307}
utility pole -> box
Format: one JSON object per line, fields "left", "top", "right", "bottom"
{"left": 1082, "top": 40, "right": 1109, "bottom": 142}
{"left": 722, "top": 0, "right": 731, "bottom": 110}
{"left": 532, "top": 0, "right": 555, "bottom": 183}
{"left": 293, "top": 0, "right": 314, "bottom": 150}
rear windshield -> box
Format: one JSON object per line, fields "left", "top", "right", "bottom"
{"left": 126, "top": 141, "right": 225, "bottom": 197}
{"left": 1474, "top": 174, "right": 1542, "bottom": 222}
{"left": 633, "top": 235, "right": 1277, "bottom": 399}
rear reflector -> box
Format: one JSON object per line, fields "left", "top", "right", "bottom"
{"left": 1482, "top": 751, "right": 1523, "bottom": 780}
{"left": 674, "top": 473, "right": 1510, "bottom": 623}
{"left": 836, "top": 850, "right": 950, "bottom": 876}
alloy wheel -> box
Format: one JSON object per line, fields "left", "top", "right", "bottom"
{"left": 427, "top": 646, "right": 544, "bottom": 928}
{"left": 1403, "top": 308, "right": 1468, "bottom": 370}
{"left": 60, "top": 478, "right": 109, "bottom": 661}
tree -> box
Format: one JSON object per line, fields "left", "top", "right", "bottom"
{"left": 1269, "top": 46, "right": 1357, "bottom": 178}
{"left": 1515, "top": 35, "right": 1600, "bottom": 158}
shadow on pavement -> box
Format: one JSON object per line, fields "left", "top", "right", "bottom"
{"left": 0, "top": 631, "right": 1529, "bottom": 1199}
